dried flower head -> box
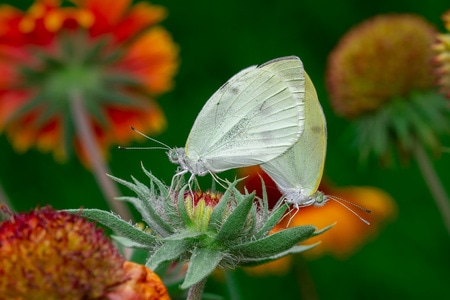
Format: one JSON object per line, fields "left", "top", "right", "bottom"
{"left": 326, "top": 14, "right": 449, "bottom": 162}
{"left": 327, "top": 14, "right": 436, "bottom": 117}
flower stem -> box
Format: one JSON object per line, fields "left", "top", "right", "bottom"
{"left": 413, "top": 141, "right": 450, "bottom": 236}
{"left": 186, "top": 277, "right": 207, "bottom": 300}
{"left": 69, "top": 89, "right": 132, "bottom": 221}
{"left": 294, "top": 256, "right": 318, "bottom": 300}
{"left": 0, "top": 182, "right": 14, "bottom": 215}
{"left": 225, "top": 270, "right": 241, "bottom": 299}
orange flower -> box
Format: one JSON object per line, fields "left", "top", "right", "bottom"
{"left": 0, "top": 206, "right": 170, "bottom": 299}
{"left": 282, "top": 183, "right": 396, "bottom": 259}
{"left": 433, "top": 10, "right": 450, "bottom": 99}
{"left": 0, "top": 0, "right": 179, "bottom": 163}
{"left": 240, "top": 166, "right": 396, "bottom": 268}
{"left": 0, "top": 206, "right": 125, "bottom": 299}
{"left": 107, "top": 261, "right": 171, "bottom": 300}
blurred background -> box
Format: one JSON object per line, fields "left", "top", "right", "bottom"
{"left": 1, "top": 0, "right": 449, "bottom": 299}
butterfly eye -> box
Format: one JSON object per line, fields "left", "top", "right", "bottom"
{"left": 167, "top": 149, "right": 179, "bottom": 163}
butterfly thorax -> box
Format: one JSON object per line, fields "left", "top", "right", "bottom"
{"left": 284, "top": 189, "right": 327, "bottom": 209}
{"left": 167, "top": 148, "right": 209, "bottom": 176}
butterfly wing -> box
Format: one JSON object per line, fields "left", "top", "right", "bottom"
{"left": 186, "top": 56, "right": 306, "bottom": 172}
{"left": 261, "top": 71, "right": 327, "bottom": 196}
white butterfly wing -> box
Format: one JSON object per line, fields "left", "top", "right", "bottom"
{"left": 186, "top": 56, "right": 306, "bottom": 172}
{"left": 261, "top": 71, "right": 327, "bottom": 196}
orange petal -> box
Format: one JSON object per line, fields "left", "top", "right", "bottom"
{"left": 285, "top": 185, "right": 397, "bottom": 259}
{"left": 106, "top": 102, "right": 166, "bottom": 144}
{"left": 113, "top": 2, "right": 167, "bottom": 43}
{"left": 106, "top": 261, "right": 170, "bottom": 300}
{"left": 244, "top": 255, "right": 293, "bottom": 276}
{"left": 0, "top": 5, "right": 23, "bottom": 39}
{"left": 74, "top": 0, "right": 130, "bottom": 27}
{"left": 120, "top": 27, "right": 179, "bottom": 94}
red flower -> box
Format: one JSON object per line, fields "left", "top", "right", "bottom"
{"left": 0, "top": 206, "right": 125, "bottom": 298}
{"left": 0, "top": 0, "right": 179, "bottom": 164}
{"left": 0, "top": 206, "right": 171, "bottom": 299}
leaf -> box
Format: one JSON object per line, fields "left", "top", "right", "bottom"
{"left": 177, "top": 184, "right": 193, "bottom": 226}
{"left": 214, "top": 192, "right": 255, "bottom": 244}
{"left": 141, "top": 163, "right": 169, "bottom": 199}
{"left": 161, "top": 231, "right": 205, "bottom": 241}
{"left": 254, "top": 203, "right": 288, "bottom": 239}
{"left": 208, "top": 179, "right": 243, "bottom": 231}
{"left": 64, "top": 209, "right": 155, "bottom": 246}
{"left": 259, "top": 175, "right": 269, "bottom": 220}
{"left": 83, "top": 93, "right": 109, "bottom": 126}
{"left": 112, "top": 235, "right": 151, "bottom": 249}
{"left": 239, "top": 243, "right": 320, "bottom": 266}
{"left": 404, "top": 100, "right": 438, "bottom": 150}
{"left": 146, "top": 240, "right": 192, "bottom": 271}
{"left": 108, "top": 174, "right": 173, "bottom": 236}
{"left": 371, "top": 108, "right": 390, "bottom": 157}
{"left": 390, "top": 109, "right": 413, "bottom": 150}
{"left": 230, "top": 225, "right": 316, "bottom": 258}
{"left": 5, "top": 94, "right": 45, "bottom": 124}
{"left": 413, "top": 92, "right": 449, "bottom": 133}
{"left": 180, "top": 247, "right": 224, "bottom": 289}
{"left": 312, "top": 223, "right": 335, "bottom": 236}
{"left": 93, "top": 88, "right": 137, "bottom": 106}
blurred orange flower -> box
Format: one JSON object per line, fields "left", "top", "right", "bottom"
{"left": 239, "top": 166, "right": 396, "bottom": 274}
{"left": 0, "top": 0, "right": 179, "bottom": 163}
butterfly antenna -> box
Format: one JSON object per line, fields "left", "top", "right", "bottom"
{"left": 329, "top": 195, "right": 371, "bottom": 213}
{"left": 130, "top": 126, "right": 171, "bottom": 150}
{"left": 118, "top": 146, "right": 168, "bottom": 150}
{"left": 328, "top": 196, "right": 371, "bottom": 225}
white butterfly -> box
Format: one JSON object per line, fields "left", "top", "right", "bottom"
{"left": 260, "top": 71, "right": 370, "bottom": 224}
{"left": 260, "top": 71, "right": 327, "bottom": 208}
{"left": 168, "top": 56, "right": 306, "bottom": 182}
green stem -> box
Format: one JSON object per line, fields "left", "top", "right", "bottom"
{"left": 186, "top": 277, "right": 207, "bottom": 300}
{"left": 69, "top": 89, "right": 132, "bottom": 221}
{"left": 413, "top": 141, "right": 450, "bottom": 236}
{"left": 225, "top": 270, "right": 241, "bottom": 299}
{"left": 0, "top": 181, "right": 14, "bottom": 219}
{"left": 294, "top": 256, "right": 318, "bottom": 300}
{"left": 0, "top": 181, "right": 14, "bottom": 213}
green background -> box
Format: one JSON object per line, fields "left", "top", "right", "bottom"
{"left": 1, "top": 0, "right": 450, "bottom": 299}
